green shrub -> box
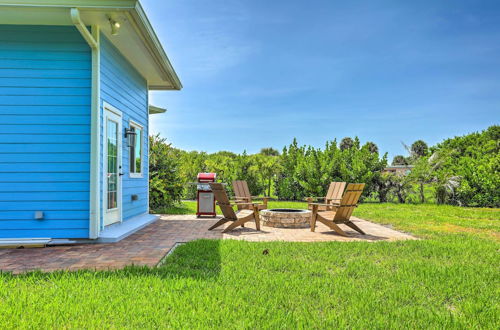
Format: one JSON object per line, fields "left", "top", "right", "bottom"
{"left": 149, "top": 134, "right": 183, "bottom": 209}
{"left": 275, "top": 138, "right": 387, "bottom": 200}
{"left": 148, "top": 126, "right": 499, "bottom": 208}
{"left": 431, "top": 125, "right": 499, "bottom": 207}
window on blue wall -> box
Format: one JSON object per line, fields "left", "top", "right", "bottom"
{"left": 129, "top": 121, "right": 143, "bottom": 178}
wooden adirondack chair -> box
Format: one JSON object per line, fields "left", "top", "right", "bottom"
{"left": 208, "top": 182, "right": 261, "bottom": 233}
{"left": 232, "top": 180, "right": 269, "bottom": 211}
{"left": 306, "top": 182, "right": 346, "bottom": 211}
{"left": 310, "top": 183, "right": 365, "bottom": 236}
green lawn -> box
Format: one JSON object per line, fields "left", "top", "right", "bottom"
{"left": 154, "top": 200, "right": 309, "bottom": 215}
{"left": 1, "top": 203, "right": 499, "bottom": 328}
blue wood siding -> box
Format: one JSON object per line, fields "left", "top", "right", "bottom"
{"left": 100, "top": 35, "right": 149, "bottom": 225}
{"left": 0, "top": 25, "right": 91, "bottom": 239}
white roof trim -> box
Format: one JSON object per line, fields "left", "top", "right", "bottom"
{"left": 0, "top": 0, "right": 182, "bottom": 90}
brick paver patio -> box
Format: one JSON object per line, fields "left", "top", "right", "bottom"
{"left": 0, "top": 215, "right": 416, "bottom": 274}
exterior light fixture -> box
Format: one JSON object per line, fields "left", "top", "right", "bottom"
{"left": 107, "top": 15, "right": 121, "bottom": 35}
{"left": 124, "top": 127, "right": 137, "bottom": 147}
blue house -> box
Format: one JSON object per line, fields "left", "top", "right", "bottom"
{"left": 0, "top": 1, "right": 182, "bottom": 245}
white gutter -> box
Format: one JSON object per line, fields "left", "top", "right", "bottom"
{"left": 71, "top": 8, "right": 101, "bottom": 239}
{"left": 70, "top": 8, "right": 98, "bottom": 49}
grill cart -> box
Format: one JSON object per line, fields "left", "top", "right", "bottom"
{"left": 196, "top": 173, "right": 217, "bottom": 217}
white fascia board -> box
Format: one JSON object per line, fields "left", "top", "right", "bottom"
{"left": 132, "top": 1, "right": 182, "bottom": 90}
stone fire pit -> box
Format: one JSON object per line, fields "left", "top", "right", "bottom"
{"left": 260, "top": 209, "right": 311, "bottom": 228}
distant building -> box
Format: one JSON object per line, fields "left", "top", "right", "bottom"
{"left": 382, "top": 165, "right": 414, "bottom": 176}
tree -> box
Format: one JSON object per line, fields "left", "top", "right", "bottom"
{"left": 435, "top": 173, "right": 461, "bottom": 205}
{"left": 411, "top": 140, "right": 429, "bottom": 158}
{"left": 234, "top": 151, "right": 262, "bottom": 195}
{"left": 296, "top": 146, "right": 324, "bottom": 198}
{"left": 340, "top": 137, "right": 354, "bottom": 151}
{"left": 364, "top": 141, "right": 379, "bottom": 154}
{"left": 167, "top": 136, "right": 389, "bottom": 205}
{"left": 430, "top": 125, "right": 499, "bottom": 207}
{"left": 260, "top": 147, "right": 280, "bottom": 156}
{"left": 204, "top": 151, "right": 239, "bottom": 194}
{"left": 392, "top": 155, "right": 408, "bottom": 166}
{"left": 255, "top": 154, "right": 281, "bottom": 196}
{"left": 177, "top": 150, "right": 207, "bottom": 199}
{"left": 409, "top": 157, "right": 433, "bottom": 203}
{"left": 149, "top": 134, "right": 183, "bottom": 209}
{"left": 390, "top": 174, "right": 413, "bottom": 203}
{"left": 375, "top": 172, "right": 392, "bottom": 202}
{"left": 274, "top": 138, "right": 305, "bottom": 200}
{"left": 375, "top": 172, "right": 413, "bottom": 203}
{"left": 409, "top": 151, "right": 446, "bottom": 203}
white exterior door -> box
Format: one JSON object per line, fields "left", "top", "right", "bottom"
{"left": 103, "top": 106, "right": 122, "bottom": 226}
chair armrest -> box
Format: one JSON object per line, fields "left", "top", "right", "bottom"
{"left": 251, "top": 196, "right": 270, "bottom": 205}
{"left": 305, "top": 197, "right": 325, "bottom": 202}
{"left": 218, "top": 201, "right": 259, "bottom": 208}
{"left": 234, "top": 196, "right": 251, "bottom": 200}
{"left": 310, "top": 203, "right": 339, "bottom": 213}
{"left": 232, "top": 202, "right": 259, "bottom": 206}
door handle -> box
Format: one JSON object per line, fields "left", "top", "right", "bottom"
{"left": 119, "top": 173, "right": 124, "bottom": 176}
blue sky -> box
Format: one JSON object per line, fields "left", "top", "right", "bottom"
{"left": 144, "top": 0, "right": 500, "bottom": 159}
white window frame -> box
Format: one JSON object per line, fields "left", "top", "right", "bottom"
{"left": 129, "top": 120, "right": 144, "bottom": 178}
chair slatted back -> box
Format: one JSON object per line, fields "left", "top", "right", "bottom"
{"left": 333, "top": 183, "right": 365, "bottom": 221}
{"left": 325, "top": 182, "right": 346, "bottom": 204}
{"left": 232, "top": 180, "right": 251, "bottom": 200}
{"left": 210, "top": 183, "right": 237, "bottom": 221}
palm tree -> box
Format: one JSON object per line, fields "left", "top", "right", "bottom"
{"left": 392, "top": 155, "right": 407, "bottom": 165}
{"left": 260, "top": 147, "right": 280, "bottom": 157}
{"left": 365, "top": 141, "right": 379, "bottom": 154}
{"left": 435, "top": 175, "right": 461, "bottom": 205}
{"left": 340, "top": 137, "right": 354, "bottom": 151}
{"left": 411, "top": 140, "right": 429, "bottom": 157}
{"left": 409, "top": 151, "right": 453, "bottom": 203}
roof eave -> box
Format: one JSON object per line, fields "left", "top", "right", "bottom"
{"left": 133, "top": 2, "right": 182, "bottom": 90}
{"left": 0, "top": 0, "right": 182, "bottom": 91}
{"left": 149, "top": 105, "right": 167, "bottom": 114}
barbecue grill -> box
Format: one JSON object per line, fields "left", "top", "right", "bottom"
{"left": 196, "top": 173, "right": 217, "bottom": 217}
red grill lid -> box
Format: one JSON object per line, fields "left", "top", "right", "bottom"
{"left": 197, "top": 172, "right": 216, "bottom": 182}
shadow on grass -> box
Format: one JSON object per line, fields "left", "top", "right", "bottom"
{"left": 0, "top": 239, "right": 222, "bottom": 281}
{"left": 315, "top": 231, "right": 390, "bottom": 241}
{"left": 156, "top": 239, "right": 222, "bottom": 278}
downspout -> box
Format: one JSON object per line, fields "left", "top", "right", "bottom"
{"left": 71, "top": 8, "right": 101, "bottom": 239}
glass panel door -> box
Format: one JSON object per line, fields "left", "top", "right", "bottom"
{"left": 107, "top": 119, "right": 118, "bottom": 210}
{"left": 103, "top": 106, "right": 122, "bottom": 227}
